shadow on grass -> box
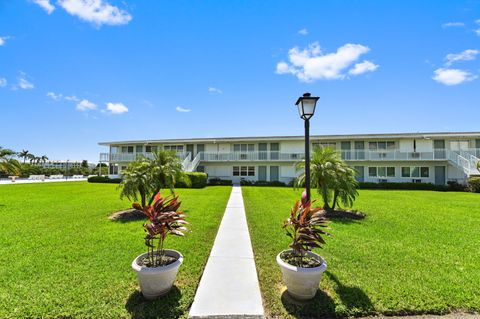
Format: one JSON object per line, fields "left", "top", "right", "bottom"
{"left": 110, "top": 209, "right": 191, "bottom": 223}
{"left": 125, "top": 286, "right": 183, "bottom": 319}
{"left": 281, "top": 271, "right": 374, "bottom": 318}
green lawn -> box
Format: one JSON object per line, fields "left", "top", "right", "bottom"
{"left": 0, "top": 182, "right": 231, "bottom": 319}
{"left": 242, "top": 187, "right": 480, "bottom": 318}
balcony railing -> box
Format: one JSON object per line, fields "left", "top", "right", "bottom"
{"left": 100, "top": 149, "right": 480, "bottom": 163}
{"left": 199, "top": 151, "right": 305, "bottom": 161}
{"left": 340, "top": 149, "right": 450, "bottom": 161}
{"left": 99, "top": 152, "right": 189, "bottom": 162}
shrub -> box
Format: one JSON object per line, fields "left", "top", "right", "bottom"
{"left": 467, "top": 177, "right": 480, "bottom": 193}
{"left": 175, "top": 172, "right": 208, "bottom": 188}
{"left": 240, "top": 179, "right": 254, "bottom": 186}
{"left": 358, "top": 182, "right": 465, "bottom": 192}
{"left": 208, "top": 178, "right": 233, "bottom": 186}
{"left": 253, "top": 180, "right": 287, "bottom": 187}
{"left": 88, "top": 176, "right": 122, "bottom": 183}
{"left": 187, "top": 172, "right": 208, "bottom": 188}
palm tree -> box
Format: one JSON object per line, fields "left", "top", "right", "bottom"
{"left": 0, "top": 147, "right": 21, "bottom": 175}
{"left": 120, "top": 150, "right": 185, "bottom": 209}
{"left": 18, "top": 150, "right": 30, "bottom": 163}
{"left": 41, "top": 155, "right": 49, "bottom": 164}
{"left": 295, "top": 147, "right": 358, "bottom": 211}
{"left": 27, "top": 153, "right": 35, "bottom": 164}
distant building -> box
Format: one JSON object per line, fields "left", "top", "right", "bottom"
{"left": 99, "top": 132, "right": 480, "bottom": 185}
{"left": 37, "top": 160, "right": 95, "bottom": 170}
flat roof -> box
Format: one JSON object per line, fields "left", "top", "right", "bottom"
{"left": 98, "top": 131, "right": 480, "bottom": 146}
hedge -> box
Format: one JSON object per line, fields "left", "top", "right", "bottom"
{"left": 468, "top": 177, "right": 480, "bottom": 193}
{"left": 87, "top": 176, "right": 122, "bottom": 183}
{"left": 240, "top": 180, "right": 287, "bottom": 187}
{"left": 358, "top": 181, "right": 465, "bottom": 192}
{"left": 208, "top": 178, "right": 233, "bottom": 186}
{"left": 175, "top": 172, "right": 208, "bottom": 188}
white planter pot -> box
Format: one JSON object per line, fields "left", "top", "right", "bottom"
{"left": 276, "top": 249, "right": 327, "bottom": 300}
{"left": 132, "top": 249, "right": 183, "bottom": 300}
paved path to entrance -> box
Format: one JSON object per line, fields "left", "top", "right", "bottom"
{"left": 189, "top": 186, "right": 264, "bottom": 318}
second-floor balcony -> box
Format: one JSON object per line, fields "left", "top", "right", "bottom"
{"left": 100, "top": 149, "right": 480, "bottom": 163}
{"left": 99, "top": 152, "right": 189, "bottom": 162}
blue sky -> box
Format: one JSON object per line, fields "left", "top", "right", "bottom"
{"left": 1, "top": 0, "right": 479, "bottom": 162}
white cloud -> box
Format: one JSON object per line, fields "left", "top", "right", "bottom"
{"left": 442, "top": 22, "right": 465, "bottom": 28}
{"left": 276, "top": 42, "right": 377, "bottom": 82}
{"left": 0, "top": 78, "right": 7, "bottom": 87}
{"left": 475, "top": 29, "right": 480, "bottom": 36}
{"left": 298, "top": 28, "right": 308, "bottom": 35}
{"left": 58, "top": 0, "right": 132, "bottom": 26}
{"left": 176, "top": 106, "right": 191, "bottom": 113}
{"left": 432, "top": 68, "right": 477, "bottom": 85}
{"left": 445, "top": 49, "right": 479, "bottom": 66}
{"left": 348, "top": 60, "right": 379, "bottom": 75}
{"left": 65, "top": 95, "right": 80, "bottom": 101}
{"left": 0, "top": 36, "right": 10, "bottom": 46}
{"left": 208, "top": 87, "right": 222, "bottom": 94}
{"left": 76, "top": 99, "right": 97, "bottom": 111}
{"left": 47, "top": 92, "right": 63, "bottom": 100}
{"left": 105, "top": 102, "right": 128, "bottom": 114}
{"left": 33, "top": 0, "right": 55, "bottom": 14}
{"left": 18, "top": 73, "right": 34, "bottom": 90}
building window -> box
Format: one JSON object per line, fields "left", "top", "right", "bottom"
{"left": 369, "top": 166, "right": 395, "bottom": 177}
{"left": 401, "top": 166, "right": 429, "bottom": 178}
{"left": 233, "top": 144, "right": 255, "bottom": 152}
{"left": 136, "top": 145, "right": 143, "bottom": 153}
{"left": 313, "top": 142, "right": 336, "bottom": 149}
{"left": 368, "top": 141, "right": 395, "bottom": 151}
{"left": 164, "top": 145, "right": 184, "bottom": 152}
{"left": 145, "top": 145, "right": 157, "bottom": 153}
{"left": 233, "top": 166, "right": 255, "bottom": 177}
{"left": 121, "top": 146, "right": 134, "bottom": 153}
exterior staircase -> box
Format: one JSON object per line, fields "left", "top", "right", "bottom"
{"left": 448, "top": 150, "right": 480, "bottom": 177}
{"left": 181, "top": 152, "right": 202, "bottom": 172}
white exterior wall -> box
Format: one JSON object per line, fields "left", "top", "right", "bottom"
{"left": 103, "top": 133, "right": 480, "bottom": 185}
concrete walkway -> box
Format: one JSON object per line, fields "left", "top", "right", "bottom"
{"left": 189, "top": 186, "right": 264, "bottom": 319}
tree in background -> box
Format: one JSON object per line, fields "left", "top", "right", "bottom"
{"left": 81, "top": 160, "right": 88, "bottom": 168}
{"left": 18, "top": 150, "right": 30, "bottom": 163}
{"left": 0, "top": 147, "right": 21, "bottom": 176}
{"left": 295, "top": 147, "right": 359, "bottom": 211}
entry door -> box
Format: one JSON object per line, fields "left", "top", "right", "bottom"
{"left": 270, "top": 166, "right": 279, "bottom": 181}
{"left": 341, "top": 141, "right": 351, "bottom": 160}
{"left": 258, "top": 166, "right": 267, "bottom": 181}
{"left": 433, "top": 140, "right": 446, "bottom": 159}
{"left": 354, "top": 166, "right": 364, "bottom": 182}
{"left": 354, "top": 141, "right": 365, "bottom": 160}
{"left": 196, "top": 144, "right": 204, "bottom": 160}
{"left": 259, "top": 143, "right": 267, "bottom": 160}
{"left": 270, "top": 143, "right": 279, "bottom": 160}
{"left": 435, "top": 166, "right": 446, "bottom": 185}
{"left": 186, "top": 144, "right": 194, "bottom": 160}
{"left": 476, "top": 139, "right": 480, "bottom": 157}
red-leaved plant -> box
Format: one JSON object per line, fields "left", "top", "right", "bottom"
{"left": 133, "top": 192, "right": 188, "bottom": 267}
{"left": 283, "top": 191, "right": 330, "bottom": 266}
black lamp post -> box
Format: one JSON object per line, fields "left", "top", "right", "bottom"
{"left": 295, "top": 92, "right": 320, "bottom": 203}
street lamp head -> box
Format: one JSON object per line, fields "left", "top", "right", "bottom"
{"left": 295, "top": 92, "right": 319, "bottom": 120}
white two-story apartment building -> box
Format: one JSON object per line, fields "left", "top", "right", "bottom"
{"left": 99, "top": 132, "right": 480, "bottom": 185}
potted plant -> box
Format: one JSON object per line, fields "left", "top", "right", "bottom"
{"left": 276, "top": 191, "right": 330, "bottom": 300}
{"left": 131, "top": 192, "right": 188, "bottom": 300}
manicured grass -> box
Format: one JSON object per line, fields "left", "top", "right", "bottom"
{"left": 242, "top": 187, "right": 480, "bottom": 318}
{"left": 0, "top": 182, "right": 231, "bottom": 319}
